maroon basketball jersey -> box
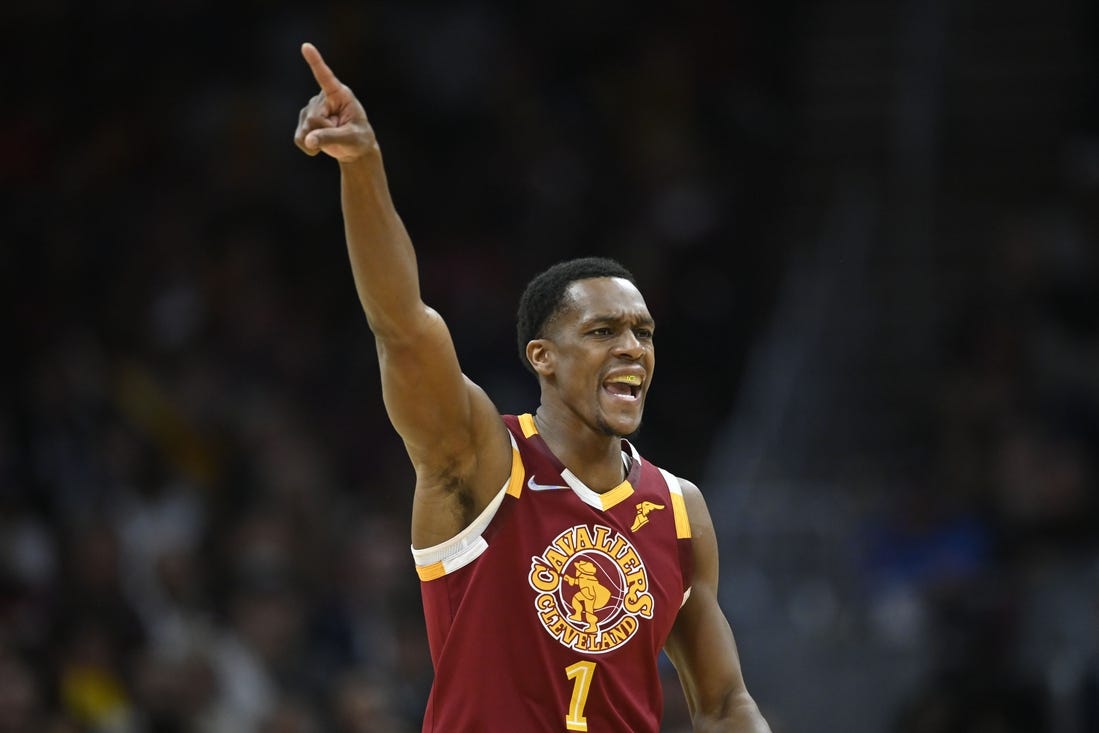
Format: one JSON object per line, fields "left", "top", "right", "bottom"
{"left": 412, "top": 413, "right": 694, "bottom": 732}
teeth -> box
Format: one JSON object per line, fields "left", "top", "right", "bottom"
{"left": 610, "top": 375, "right": 642, "bottom": 385}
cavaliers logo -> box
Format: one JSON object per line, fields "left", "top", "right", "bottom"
{"left": 528, "top": 524, "right": 654, "bottom": 653}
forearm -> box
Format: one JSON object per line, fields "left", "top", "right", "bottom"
{"left": 338, "top": 149, "right": 424, "bottom": 337}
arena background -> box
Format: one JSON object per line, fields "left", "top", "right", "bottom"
{"left": 3, "top": 1, "right": 1099, "bottom": 731}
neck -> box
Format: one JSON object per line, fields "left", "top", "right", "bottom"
{"left": 533, "top": 407, "right": 625, "bottom": 492}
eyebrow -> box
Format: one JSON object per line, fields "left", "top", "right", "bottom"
{"left": 581, "top": 312, "right": 656, "bottom": 328}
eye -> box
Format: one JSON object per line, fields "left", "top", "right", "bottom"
{"left": 589, "top": 327, "right": 614, "bottom": 336}
{"left": 634, "top": 328, "right": 654, "bottom": 339}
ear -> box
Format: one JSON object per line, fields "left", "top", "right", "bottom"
{"left": 526, "top": 339, "right": 555, "bottom": 377}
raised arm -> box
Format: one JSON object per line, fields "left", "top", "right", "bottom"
{"left": 294, "top": 42, "right": 423, "bottom": 339}
{"left": 664, "top": 479, "right": 772, "bottom": 733}
{"left": 294, "top": 43, "right": 511, "bottom": 545}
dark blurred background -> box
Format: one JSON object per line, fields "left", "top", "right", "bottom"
{"left": 3, "top": 1, "right": 1099, "bottom": 732}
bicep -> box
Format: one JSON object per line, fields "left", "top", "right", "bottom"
{"left": 376, "top": 306, "right": 503, "bottom": 471}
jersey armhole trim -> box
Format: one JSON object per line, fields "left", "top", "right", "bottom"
{"left": 518, "top": 412, "right": 538, "bottom": 438}
{"left": 658, "top": 467, "right": 692, "bottom": 540}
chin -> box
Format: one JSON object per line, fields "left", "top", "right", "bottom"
{"left": 597, "top": 413, "right": 643, "bottom": 439}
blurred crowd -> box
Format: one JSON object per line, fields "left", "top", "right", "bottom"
{"left": 2, "top": 2, "right": 1098, "bottom": 732}
{"left": 872, "top": 189, "right": 1099, "bottom": 732}
{"left": 2, "top": 3, "right": 793, "bottom": 731}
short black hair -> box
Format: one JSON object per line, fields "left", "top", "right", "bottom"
{"left": 516, "top": 256, "right": 636, "bottom": 373}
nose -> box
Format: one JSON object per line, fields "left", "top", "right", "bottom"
{"left": 613, "top": 330, "right": 644, "bottom": 359}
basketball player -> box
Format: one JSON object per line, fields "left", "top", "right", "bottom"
{"left": 293, "top": 42, "right": 772, "bottom": 733}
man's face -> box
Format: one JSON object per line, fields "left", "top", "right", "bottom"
{"left": 539, "top": 277, "right": 655, "bottom": 438}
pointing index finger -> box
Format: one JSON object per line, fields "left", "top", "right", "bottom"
{"left": 301, "top": 42, "right": 342, "bottom": 95}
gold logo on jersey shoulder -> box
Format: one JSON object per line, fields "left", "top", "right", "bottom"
{"left": 528, "top": 524, "right": 654, "bottom": 654}
{"left": 630, "top": 501, "right": 665, "bottom": 531}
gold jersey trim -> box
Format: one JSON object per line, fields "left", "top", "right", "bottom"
{"left": 506, "top": 442, "right": 524, "bottom": 498}
{"left": 658, "top": 467, "right": 692, "bottom": 540}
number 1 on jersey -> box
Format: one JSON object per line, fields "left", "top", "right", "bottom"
{"left": 565, "top": 661, "right": 597, "bottom": 731}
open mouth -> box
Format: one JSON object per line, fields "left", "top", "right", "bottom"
{"left": 603, "top": 374, "right": 642, "bottom": 400}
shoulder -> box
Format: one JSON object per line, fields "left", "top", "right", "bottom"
{"left": 664, "top": 475, "right": 721, "bottom": 589}
{"left": 661, "top": 474, "right": 713, "bottom": 533}
{"left": 670, "top": 474, "right": 701, "bottom": 498}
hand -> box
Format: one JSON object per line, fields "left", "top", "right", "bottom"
{"left": 294, "top": 42, "right": 377, "bottom": 163}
